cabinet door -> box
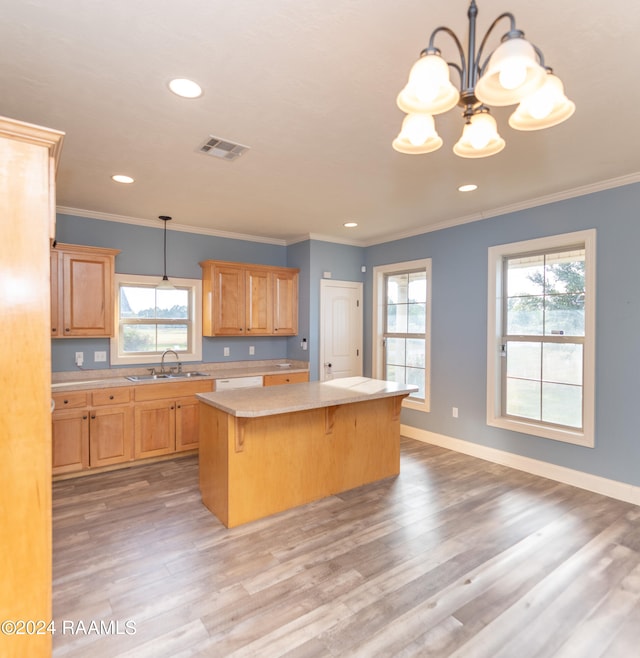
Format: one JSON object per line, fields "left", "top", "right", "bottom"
{"left": 134, "top": 399, "right": 175, "bottom": 458}
{"left": 273, "top": 269, "right": 298, "bottom": 335}
{"left": 52, "top": 409, "right": 89, "bottom": 474}
{"left": 245, "top": 268, "right": 273, "bottom": 335}
{"left": 175, "top": 396, "right": 200, "bottom": 451}
{"left": 212, "top": 264, "right": 245, "bottom": 335}
{"left": 89, "top": 405, "right": 133, "bottom": 467}
{"left": 62, "top": 252, "right": 113, "bottom": 337}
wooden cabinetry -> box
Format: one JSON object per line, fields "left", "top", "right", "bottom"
{"left": 52, "top": 387, "right": 133, "bottom": 475}
{"left": 200, "top": 260, "right": 299, "bottom": 336}
{"left": 133, "top": 380, "right": 214, "bottom": 459}
{"left": 1, "top": 117, "right": 63, "bottom": 657}
{"left": 51, "top": 242, "right": 120, "bottom": 338}
{"left": 263, "top": 371, "right": 309, "bottom": 386}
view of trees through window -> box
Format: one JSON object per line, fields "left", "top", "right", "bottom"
{"left": 503, "top": 249, "right": 585, "bottom": 428}
{"left": 120, "top": 285, "right": 190, "bottom": 353}
{"left": 384, "top": 271, "right": 427, "bottom": 400}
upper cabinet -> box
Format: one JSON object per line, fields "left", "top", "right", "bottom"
{"left": 51, "top": 243, "right": 120, "bottom": 338}
{"left": 200, "top": 260, "right": 299, "bottom": 337}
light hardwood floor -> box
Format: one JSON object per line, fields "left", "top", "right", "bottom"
{"left": 52, "top": 438, "right": 640, "bottom": 657}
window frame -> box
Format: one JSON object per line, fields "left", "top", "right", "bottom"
{"left": 373, "top": 258, "right": 431, "bottom": 412}
{"left": 487, "top": 230, "right": 596, "bottom": 447}
{"left": 110, "top": 273, "right": 203, "bottom": 366}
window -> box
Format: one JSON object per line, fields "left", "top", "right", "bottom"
{"left": 487, "top": 230, "right": 596, "bottom": 446}
{"left": 110, "top": 274, "right": 202, "bottom": 365}
{"left": 373, "top": 259, "right": 431, "bottom": 412}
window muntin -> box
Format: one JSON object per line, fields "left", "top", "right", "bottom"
{"left": 110, "top": 274, "right": 202, "bottom": 365}
{"left": 502, "top": 248, "right": 585, "bottom": 430}
{"left": 119, "top": 285, "right": 191, "bottom": 354}
{"left": 374, "top": 259, "right": 431, "bottom": 404}
{"left": 487, "top": 230, "right": 595, "bottom": 447}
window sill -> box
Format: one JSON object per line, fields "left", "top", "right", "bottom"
{"left": 487, "top": 416, "right": 594, "bottom": 448}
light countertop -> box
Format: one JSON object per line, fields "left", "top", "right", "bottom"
{"left": 51, "top": 360, "right": 308, "bottom": 391}
{"left": 197, "top": 377, "right": 417, "bottom": 417}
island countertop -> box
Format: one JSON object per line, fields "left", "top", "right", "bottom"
{"left": 196, "top": 376, "right": 417, "bottom": 417}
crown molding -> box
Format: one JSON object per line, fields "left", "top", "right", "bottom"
{"left": 362, "top": 172, "right": 640, "bottom": 246}
{"left": 55, "top": 206, "right": 288, "bottom": 246}
{"left": 58, "top": 172, "right": 640, "bottom": 250}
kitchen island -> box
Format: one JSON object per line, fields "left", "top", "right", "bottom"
{"left": 197, "top": 377, "right": 416, "bottom": 527}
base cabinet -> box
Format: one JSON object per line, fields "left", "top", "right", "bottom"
{"left": 52, "top": 388, "right": 133, "bottom": 475}
{"left": 52, "top": 409, "right": 89, "bottom": 474}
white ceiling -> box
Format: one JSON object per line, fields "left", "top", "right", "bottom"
{"left": 2, "top": 0, "right": 639, "bottom": 245}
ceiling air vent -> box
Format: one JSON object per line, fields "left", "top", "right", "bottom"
{"left": 198, "top": 136, "right": 249, "bottom": 161}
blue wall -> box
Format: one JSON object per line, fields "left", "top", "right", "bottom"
{"left": 54, "top": 183, "right": 640, "bottom": 489}
{"left": 52, "top": 213, "right": 291, "bottom": 371}
{"left": 365, "top": 182, "right": 640, "bottom": 488}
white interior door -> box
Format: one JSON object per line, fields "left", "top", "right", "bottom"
{"left": 320, "top": 280, "right": 363, "bottom": 381}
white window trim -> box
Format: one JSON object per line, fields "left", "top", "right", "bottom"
{"left": 372, "top": 258, "right": 431, "bottom": 412}
{"left": 110, "top": 273, "right": 203, "bottom": 366}
{"left": 486, "top": 229, "right": 596, "bottom": 447}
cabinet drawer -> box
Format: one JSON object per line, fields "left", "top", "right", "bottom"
{"left": 92, "top": 387, "right": 131, "bottom": 406}
{"left": 52, "top": 391, "right": 88, "bottom": 409}
{"left": 263, "top": 372, "right": 309, "bottom": 386}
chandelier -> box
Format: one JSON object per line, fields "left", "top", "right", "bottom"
{"left": 393, "top": 0, "right": 575, "bottom": 158}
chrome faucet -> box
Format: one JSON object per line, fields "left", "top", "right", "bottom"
{"left": 160, "top": 349, "right": 181, "bottom": 374}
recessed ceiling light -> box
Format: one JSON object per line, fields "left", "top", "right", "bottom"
{"left": 343, "top": 222, "right": 358, "bottom": 228}
{"left": 168, "top": 78, "right": 203, "bottom": 99}
{"left": 112, "top": 174, "right": 134, "bottom": 184}
{"left": 458, "top": 184, "right": 478, "bottom": 192}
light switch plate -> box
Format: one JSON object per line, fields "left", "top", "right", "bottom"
{"left": 94, "top": 351, "right": 107, "bottom": 362}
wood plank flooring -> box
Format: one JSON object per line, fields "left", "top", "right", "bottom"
{"left": 52, "top": 438, "right": 640, "bottom": 657}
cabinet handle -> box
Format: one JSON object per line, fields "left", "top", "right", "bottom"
{"left": 170, "top": 406, "right": 175, "bottom": 410}
{"left": 65, "top": 328, "right": 70, "bottom": 332}
{"left": 52, "top": 328, "right": 57, "bottom": 332}
{"left": 63, "top": 399, "right": 69, "bottom": 405}
{"left": 109, "top": 395, "right": 114, "bottom": 400}
{"left": 82, "top": 415, "right": 88, "bottom": 420}
{"left": 91, "top": 415, "right": 96, "bottom": 420}
{"left": 177, "top": 404, "right": 181, "bottom": 409}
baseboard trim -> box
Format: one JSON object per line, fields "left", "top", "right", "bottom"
{"left": 401, "top": 425, "right": 640, "bottom": 506}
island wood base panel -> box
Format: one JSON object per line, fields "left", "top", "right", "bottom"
{"left": 199, "top": 396, "right": 404, "bottom": 527}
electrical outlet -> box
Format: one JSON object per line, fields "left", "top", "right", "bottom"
{"left": 249, "top": 345, "right": 255, "bottom": 355}
{"left": 75, "top": 352, "right": 84, "bottom": 367}
{"left": 452, "top": 407, "right": 458, "bottom": 418}
{"left": 94, "top": 351, "right": 107, "bottom": 362}
{"left": 224, "top": 347, "right": 230, "bottom": 357}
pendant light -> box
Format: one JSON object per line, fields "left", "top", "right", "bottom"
{"left": 157, "top": 215, "right": 175, "bottom": 290}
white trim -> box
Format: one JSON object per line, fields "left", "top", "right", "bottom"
{"left": 402, "top": 425, "right": 640, "bottom": 507}
{"left": 59, "top": 173, "right": 640, "bottom": 249}
{"left": 486, "top": 229, "right": 596, "bottom": 447}
{"left": 110, "top": 274, "right": 203, "bottom": 366}
{"left": 372, "top": 258, "right": 431, "bottom": 413}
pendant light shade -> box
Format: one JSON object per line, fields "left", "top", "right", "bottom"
{"left": 392, "top": 113, "right": 443, "bottom": 154}
{"left": 157, "top": 215, "right": 175, "bottom": 290}
{"left": 508, "top": 70, "right": 576, "bottom": 130}
{"left": 453, "top": 110, "right": 505, "bottom": 158}
{"left": 396, "top": 52, "right": 460, "bottom": 115}
{"left": 474, "top": 36, "right": 547, "bottom": 106}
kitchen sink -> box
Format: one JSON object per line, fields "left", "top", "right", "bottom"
{"left": 126, "top": 372, "right": 209, "bottom": 382}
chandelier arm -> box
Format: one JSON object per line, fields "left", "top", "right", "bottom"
{"left": 475, "top": 12, "right": 517, "bottom": 77}
{"left": 424, "top": 26, "right": 467, "bottom": 86}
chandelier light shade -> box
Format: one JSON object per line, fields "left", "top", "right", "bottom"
{"left": 393, "top": 0, "right": 574, "bottom": 158}
{"left": 508, "top": 70, "right": 576, "bottom": 130}
{"left": 392, "top": 113, "right": 443, "bottom": 154}
{"left": 453, "top": 110, "right": 505, "bottom": 158}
